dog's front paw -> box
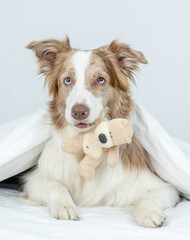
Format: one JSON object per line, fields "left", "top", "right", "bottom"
{"left": 48, "top": 201, "right": 79, "bottom": 220}
{"left": 134, "top": 201, "right": 166, "bottom": 228}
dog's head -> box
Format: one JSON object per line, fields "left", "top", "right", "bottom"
{"left": 27, "top": 37, "right": 147, "bottom": 130}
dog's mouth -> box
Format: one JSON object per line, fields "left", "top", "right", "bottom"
{"left": 74, "top": 122, "right": 94, "bottom": 129}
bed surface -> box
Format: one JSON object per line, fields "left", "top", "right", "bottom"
{"left": 0, "top": 188, "right": 189, "bottom": 240}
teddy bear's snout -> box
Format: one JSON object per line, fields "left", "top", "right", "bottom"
{"left": 98, "top": 134, "right": 107, "bottom": 144}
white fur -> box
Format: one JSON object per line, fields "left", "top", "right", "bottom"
{"left": 65, "top": 51, "right": 103, "bottom": 126}
{"left": 24, "top": 124, "right": 179, "bottom": 226}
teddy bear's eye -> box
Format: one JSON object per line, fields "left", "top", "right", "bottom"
{"left": 98, "top": 134, "right": 107, "bottom": 144}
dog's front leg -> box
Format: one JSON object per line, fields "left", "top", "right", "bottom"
{"left": 47, "top": 181, "right": 78, "bottom": 220}
{"left": 24, "top": 170, "right": 78, "bottom": 220}
{"left": 133, "top": 181, "right": 179, "bottom": 228}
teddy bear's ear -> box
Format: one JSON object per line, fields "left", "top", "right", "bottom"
{"left": 106, "top": 118, "right": 134, "bottom": 145}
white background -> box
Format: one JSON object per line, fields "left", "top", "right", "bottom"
{"left": 0, "top": 0, "right": 190, "bottom": 141}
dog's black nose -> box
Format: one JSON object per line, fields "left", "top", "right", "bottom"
{"left": 98, "top": 134, "right": 107, "bottom": 144}
{"left": 71, "top": 104, "right": 89, "bottom": 120}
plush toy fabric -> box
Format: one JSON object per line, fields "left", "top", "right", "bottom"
{"left": 62, "top": 118, "right": 133, "bottom": 180}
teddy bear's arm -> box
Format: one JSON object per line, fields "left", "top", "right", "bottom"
{"left": 62, "top": 134, "right": 84, "bottom": 154}
{"left": 107, "top": 146, "right": 120, "bottom": 167}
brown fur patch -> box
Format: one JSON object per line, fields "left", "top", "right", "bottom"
{"left": 121, "top": 135, "right": 153, "bottom": 171}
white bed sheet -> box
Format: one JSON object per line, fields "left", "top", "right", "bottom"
{"left": 0, "top": 188, "right": 189, "bottom": 240}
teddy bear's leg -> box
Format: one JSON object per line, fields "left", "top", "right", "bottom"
{"left": 107, "top": 146, "right": 119, "bottom": 167}
{"left": 79, "top": 155, "right": 102, "bottom": 180}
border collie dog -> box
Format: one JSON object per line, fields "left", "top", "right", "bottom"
{"left": 23, "top": 37, "right": 179, "bottom": 227}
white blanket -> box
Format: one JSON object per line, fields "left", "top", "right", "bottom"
{"left": 0, "top": 189, "right": 190, "bottom": 240}
{"left": 134, "top": 104, "right": 190, "bottom": 199}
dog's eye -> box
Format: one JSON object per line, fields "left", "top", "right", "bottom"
{"left": 97, "top": 77, "right": 105, "bottom": 85}
{"left": 64, "top": 77, "right": 72, "bottom": 85}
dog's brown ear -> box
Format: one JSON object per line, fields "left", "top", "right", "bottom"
{"left": 26, "top": 36, "right": 71, "bottom": 75}
{"left": 107, "top": 40, "right": 148, "bottom": 81}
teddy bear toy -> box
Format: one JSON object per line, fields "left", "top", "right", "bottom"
{"left": 62, "top": 117, "right": 133, "bottom": 180}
